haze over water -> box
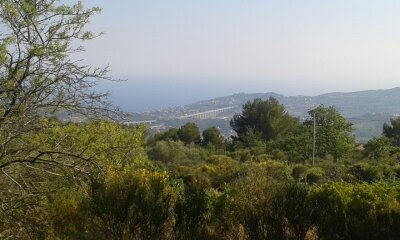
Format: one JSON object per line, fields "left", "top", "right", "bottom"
{"left": 83, "top": 0, "right": 400, "bottom": 111}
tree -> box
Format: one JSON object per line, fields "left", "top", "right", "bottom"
{"left": 383, "top": 117, "right": 400, "bottom": 147}
{"left": 365, "top": 137, "right": 394, "bottom": 159}
{"left": 159, "top": 128, "right": 180, "bottom": 141}
{"left": 178, "top": 122, "right": 201, "bottom": 145}
{"left": 0, "top": 0, "right": 115, "bottom": 236}
{"left": 148, "top": 128, "right": 180, "bottom": 146}
{"left": 267, "top": 125, "right": 313, "bottom": 163}
{"left": 305, "top": 106, "right": 356, "bottom": 160}
{"left": 202, "top": 127, "right": 225, "bottom": 149}
{"left": 230, "top": 97, "right": 299, "bottom": 145}
{"left": 148, "top": 140, "right": 188, "bottom": 163}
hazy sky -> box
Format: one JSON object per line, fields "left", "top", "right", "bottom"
{"left": 80, "top": 0, "right": 400, "bottom": 111}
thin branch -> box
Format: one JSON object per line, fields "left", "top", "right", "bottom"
{"left": 2, "top": 168, "right": 24, "bottom": 191}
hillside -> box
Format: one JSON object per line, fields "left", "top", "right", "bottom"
{"left": 129, "top": 87, "right": 400, "bottom": 143}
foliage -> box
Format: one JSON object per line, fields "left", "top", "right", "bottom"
{"left": 0, "top": 0, "right": 117, "bottom": 234}
{"left": 178, "top": 122, "right": 201, "bottom": 145}
{"left": 306, "top": 167, "right": 325, "bottom": 184}
{"left": 0, "top": 120, "right": 149, "bottom": 238}
{"left": 1, "top": 2, "right": 400, "bottom": 238}
{"left": 51, "top": 168, "right": 177, "bottom": 240}
{"left": 229, "top": 176, "right": 312, "bottom": 240}
{"left": 148, "top": 140, "right": 188, "bottom": 164}
{"left": 149, "top": 128, "right": 180, "bottom": 145}
{"left": 230, "top": 97, "right": 299, "bottom": 145}
{"left": 309, "top": 182, "right": 400, "bottom": 240}
{"left": 365, "top": 137, "right": 395, "bottom": 159}
{"left": 202, "top": 127, "right": 226, "bottom": 149}
{"left": 305, "top": 105, "right": 356, "bottom": 160}
{"left": 3, "top": 118, "right": 400, "bottom": 239}
{"left": 383, "top": 117, "right": 400, "bottom": 147}
{"left": 148, "top": 140, "right": 208, "bottom": 169}
{"left": 267, "top": 125, "right": 313, "bottom": 163}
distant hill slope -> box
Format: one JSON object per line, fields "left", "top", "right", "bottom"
{"left": 129, "top": 87, "right": 400, "bottom": 143}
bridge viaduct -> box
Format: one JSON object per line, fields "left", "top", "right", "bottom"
{"left": 178, "top": 106, "right": 235, "bottom": 120}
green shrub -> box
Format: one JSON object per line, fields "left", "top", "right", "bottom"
{"left": 365, "top": 137, "right": 394, "bottom": 159}
{"left": 350, "top": 163, "right": 383, "bottom": 183}
{"left": 309, "top": 182, "right": 400, "bottom": 240}
{"left": 291, "top": 164, "right": 307, "bottom": 182}
{"left": 72, "top": 168, "right": 177, "bottom": 240}
{"left": 230, "top": 180, "right": 312, "bottom": 240}
{"left": 306, "top": 167, "right": 325, "bottom": 184}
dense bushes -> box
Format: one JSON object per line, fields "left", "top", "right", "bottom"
{"left": 49, "top": 168, "right": 178, "bottom": 240}
{"left": 5, "top": 120, "right": 400, "bottom": 239}
{"left": 5, "top": 99, "right": 400, "bottom": 239}
{"left": 309, "top": 182, "right": 400, "bottom": 240}
{"left": 29, "top": 119, "right": 400, "bottom": 240}
{"left": 2, "top": 0, "right": 400, "bottom": 237}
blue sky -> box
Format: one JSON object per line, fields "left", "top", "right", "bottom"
{"left": 80, "top": 0, "right": 400, "bottom": 111}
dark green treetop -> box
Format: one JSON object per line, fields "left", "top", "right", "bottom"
{"left": 202, "top": 126, "right": 225, "bottom": 148}
{"left": 230, "top": 97, "right": 299, "bottom": 145}
{"left": 178, "top": 122, "right": 201, "bottom": 144}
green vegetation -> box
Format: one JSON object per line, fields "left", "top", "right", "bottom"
{"left": 306, "top": 106, "right": 356, "bottom": 160}
{"left": 177, "top": 122, "right": 201, "bottom": 145}
{"left": 383, "top": 117, "right": 400, "bottom": 147}
{"left": 231, "top": 97, "right": 299, "bottom": 145}
{"left": 3, "top": 97, "right": 400, "bottom": 239}
{"left": 2, "top": 1, "right": 400, "bottom": 239}
{"left": 131, "top": 91, "right": 400, "bottom": 144}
